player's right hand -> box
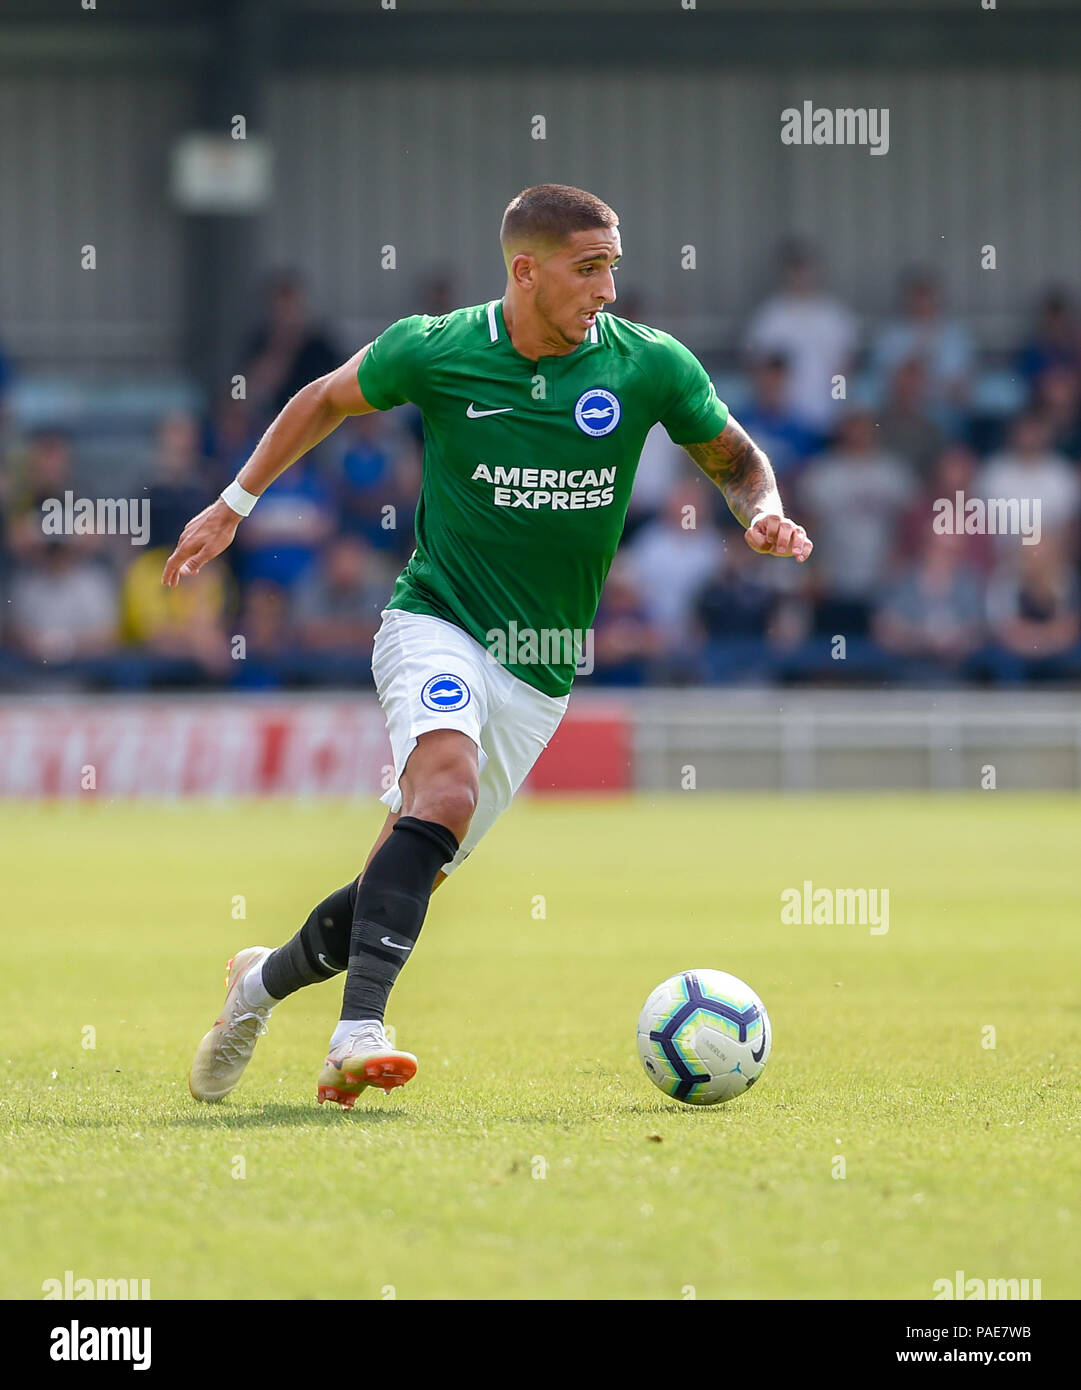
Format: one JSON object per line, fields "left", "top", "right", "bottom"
{"left": 744, "top": 511, "right": 813, "bottom": 563}
{"left": 161, "top": 499, "right": 242, "bottom": 587}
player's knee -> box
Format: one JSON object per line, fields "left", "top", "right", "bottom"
{"left": 407, "top": 778, "right": 477, "bottom": 841}
{"left": 401, "top": 731, "right": 479, "bottom": 840}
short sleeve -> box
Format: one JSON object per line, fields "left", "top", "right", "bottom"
{"left": 356, "top": 315, "right": 429, "bottom": 411}
{"left": 655, "top": 332, "right": 729, "bottom": 445}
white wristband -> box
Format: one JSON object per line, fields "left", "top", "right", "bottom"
{"left": 220, "top": 479, "right": 260, "bottom": 517}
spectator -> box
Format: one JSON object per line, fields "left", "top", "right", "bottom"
{"left": 290, "top": 535, "right": 389, "bottom": 683}
{"left": 693, "top": 541, "right": 781, "bottom": 683}
{"left": 229, "top": 580, "right": 293, "bottom": 689}
{"left": 0, "top": 459, "right": 8, "bottom": 585}
{"left": 872, "top": 530, "right": 987, "bottom": 681}
{"left": 6, "top": 428, "right": 77, "bottom": 561}
{"left": 624, "top": 482, "right": 725, "bottom": 663}
{"left": 870, "top": 269, "right": 973, "bottom": 425}
{"left": 798, "top": 410, "right": 917, "bottom": 634}
{"left": 745, "top": 240, "right": 858, "bottom": 433}
{"left": 876, "top": 357, "right": 947, "bottom": 482}
{"left": 977, "top": 413, "right": 1081, "bottom": 556}
{"left": 735, "top": 354, "right": 822, "bottom": 484}
{"left": 0, "top": 331, "right": 12, "bottom": 463}
{"left": 1018, "top": 287, "right": 1081, "bottom": 384}
{"left": 0, "top": 329, "right": 11, "bottom": 411}
{"left": 624, "top": 424, "right": 687, "bottom": 542}
{"left": 589, "top": 556, "right": 664, "bottom": 686}
{"left": 982, "top": 539, "right": 1081, "bottom": 683}
{"left": 610, "top": 288, "right": 646, "bottom": 325}
{"left": 233, "top": 457, "right": 334, "bottom": 589}
{"left": 10, "top": 539, "right": 118, "bottom": 669}
{"left": 241, "top": 270, "right": 341, "bottom": 419}
{"left": 208, "top": 392, "right": 263, "bottom": 487}
{"left": 335, "top": 412, "right": 418, "bottom": 556}
{"left": 1030, "top": 364, "right": 1081, "bottom": 460}
{"left": 119, "top": 547, "right": 231, "bottom": 687}
{"left": 0, "top": 332, "right": 12, "bottom": 478}
{"left": 899, "top": 443, "right": 993, "bottom": 571}
{"left": 146, "top": 411, "right": 216, "bottom": 550}
{"left": 415, "top": 268, "right": 459, "bottom": 317}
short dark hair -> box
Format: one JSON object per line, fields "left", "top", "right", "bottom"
{"left": 500, "top": 184, "right": 618, "bottom": 259}
{"left": 900, "top": 265, "right": 939, "bottom": 295}
{"left": 778, "top": 237, "right": 818, "bottom": 270}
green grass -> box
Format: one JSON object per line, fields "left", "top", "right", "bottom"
{"left": 2, "top": 793, "right": 1078, "bottom": 1300}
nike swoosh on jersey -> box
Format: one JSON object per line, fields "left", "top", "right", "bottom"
{"left": 466, "top": 403, "right": 514, "bottom": 418}
{"left": 380, "top": 937, "right": 411, "bottom": 952}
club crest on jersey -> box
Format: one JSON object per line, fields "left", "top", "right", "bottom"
{"left": 574, "top": 388, "right": 621, "bottom": 437}
{"left": 420, "top": 673, "right": 471, "bottom": 712}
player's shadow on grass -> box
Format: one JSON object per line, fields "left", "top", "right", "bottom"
{"left": 168, "top": 1102, "right": 408, "bottom": 1128}
{"left": 23, "top": 1104, "right": 407, "bottom": 1130}
{"left": 494, "top": 1101, "right": 718, "bottom": 1123}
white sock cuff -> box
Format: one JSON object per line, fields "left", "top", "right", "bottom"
{"left": 329, "top": 1018, "right": 382, "bottom": 1050}
{"left": 240, "top": 960, "right": 279, "bottom": 1009}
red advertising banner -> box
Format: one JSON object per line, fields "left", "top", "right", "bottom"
{"left": 526, "top": 703, "right": 633, "bottom": 793}
{"left": 0, "top": 698, "right": 632, "bottom": 798}
{"left": 0, "top": 700, "right": 391, "bottom": 798}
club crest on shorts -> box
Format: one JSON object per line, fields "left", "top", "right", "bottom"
{"left": 421, "top": 673, "right": 471, "bottom": 712}
{"left": 574, "top": 388, "right": 621, "bottom": 437}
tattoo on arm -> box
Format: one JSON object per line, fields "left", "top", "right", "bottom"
{"left": 683, "top": 415, "right": 782, "bottom": 528}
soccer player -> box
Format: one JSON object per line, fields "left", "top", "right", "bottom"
{"left": 165, "top": 184, "right": 813, "bottom": 1108}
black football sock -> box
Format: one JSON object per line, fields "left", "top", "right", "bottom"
{"left": 261, "top": 881, "right": 358, "bottom": 1001}
{"left": 340, "top": 816, "right": 459, "bottom": 1023}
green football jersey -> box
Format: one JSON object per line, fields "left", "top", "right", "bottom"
{"left": 357, "top": 298, "right": 728, "bottom": 696}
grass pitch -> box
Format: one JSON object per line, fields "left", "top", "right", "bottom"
{"left": 2, "top": 793, "right": 1077, "bottom": 1301}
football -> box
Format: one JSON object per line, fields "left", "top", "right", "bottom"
{"left": 637, "top": 969, "right": 772, "bottom": 1105}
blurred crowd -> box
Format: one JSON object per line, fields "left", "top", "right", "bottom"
{"left": 2, "top": 249, "right": 1081, "bottom": 692}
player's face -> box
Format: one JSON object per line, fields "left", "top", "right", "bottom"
{"left": 535, "top": 227, "right": 621, "bottom": 346}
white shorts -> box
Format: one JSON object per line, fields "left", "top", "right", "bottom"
{"left": 372, "top": 608, "right": 570, "bottom": 875}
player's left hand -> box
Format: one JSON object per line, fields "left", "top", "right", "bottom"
{"left": 744, "top": 512, "right": 813, "bottom": 563}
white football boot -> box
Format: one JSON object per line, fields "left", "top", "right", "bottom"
{"left": 317, "top": 1021, "right": 418, "bottom": 1109}
{"left": 188, "top": 947, "right": 275, "bottom": 1102}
